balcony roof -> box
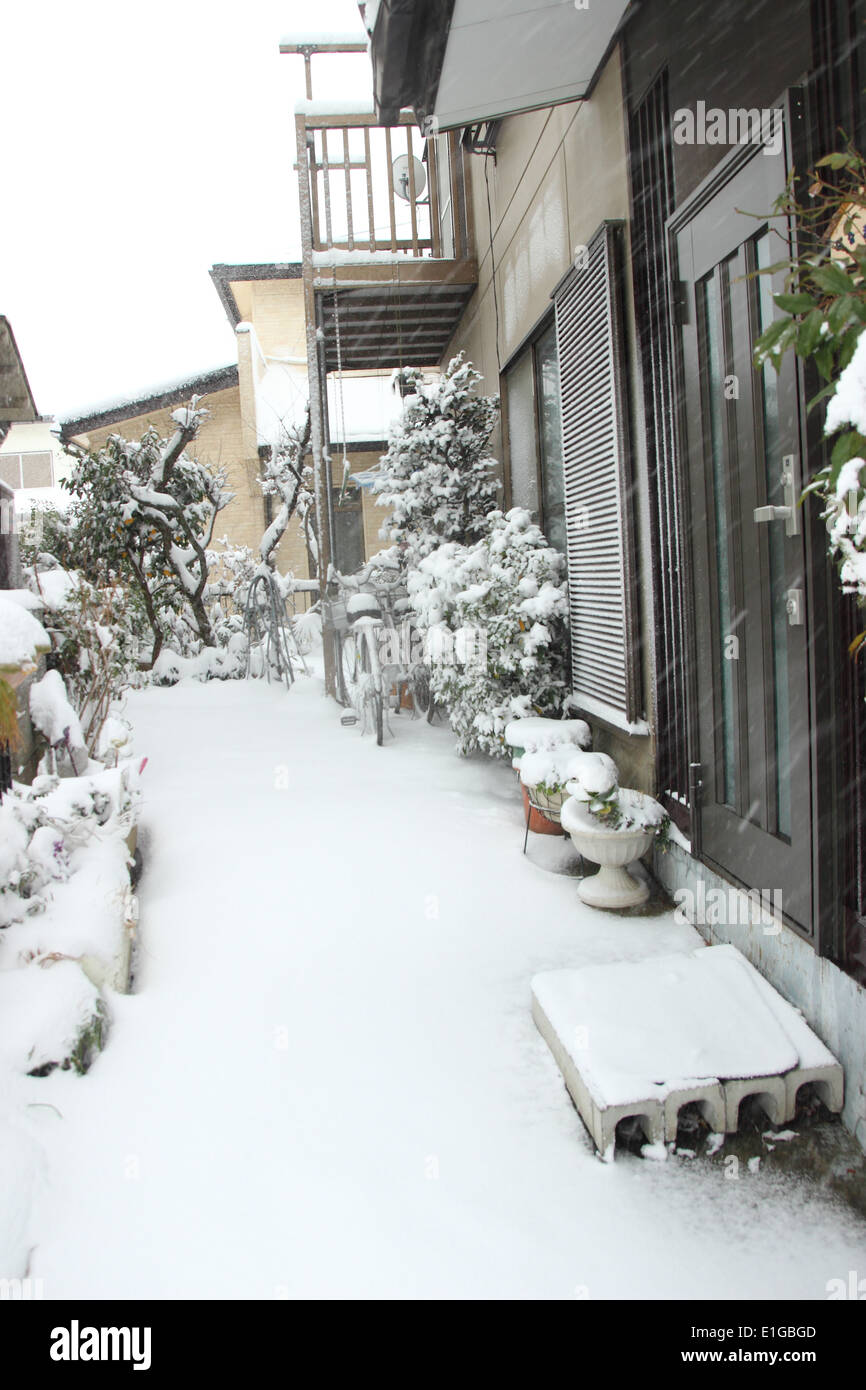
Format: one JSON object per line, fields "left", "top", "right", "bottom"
{"left": 368, "top": 0, "right": 634, "bottom": 129}
{"left": 319, "top": 282, "right": 475, "bottom": 371}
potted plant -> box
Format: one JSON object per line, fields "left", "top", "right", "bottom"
{"left": 559, "top": 752, "right": 670, "bottom": 909}
{"left": 504, "top": 716, "right": 592, "bottom": 836}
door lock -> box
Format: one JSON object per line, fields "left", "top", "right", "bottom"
{"left": 785, "top": 588, "right": 804, "bottom": 626}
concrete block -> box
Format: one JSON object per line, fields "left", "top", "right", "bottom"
{"left": 783, "top": 1062, "right": 844, "bottom": 1123}
{"left": 663, "top": 1083, "right": 726, "bottom": 1143}
{"left": 532, "top": 993, "right": 665, "bottom": 1159}
{"left": 722, "top": 1074, "right": 788, "bottom": 1131}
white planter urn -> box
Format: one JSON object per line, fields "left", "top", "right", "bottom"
{"left": 560, "top": 791, "right": 654, "bottom": 909}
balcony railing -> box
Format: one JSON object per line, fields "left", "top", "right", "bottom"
{"left": 295, "top": 105, "right": 473, "bottom": 267}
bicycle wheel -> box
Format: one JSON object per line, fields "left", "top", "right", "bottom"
{"left": 372, "top": 690, "right": 384, "bottom": 746}
{"left": 410, "top": 661, "right": 432, "bottom": 715}
{"left": 340, "top": 629, "right": 362, "bottom": 709}
{"left": 358, "top": 626, "right": 385, "bottom": 745}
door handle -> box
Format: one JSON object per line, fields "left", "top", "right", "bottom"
{"left": 753, "top": 505, "right": 791, "bottom": 523}
{"left": 752, "top": 456, "right": 801, "bottom": 536}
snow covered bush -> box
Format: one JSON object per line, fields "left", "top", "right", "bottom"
{"left": 409, "top": 508, "right": 572, "bottom": 757}
{"left": 29, "top": 566, "right": 144, "bottom": 757}
{"left": 805, "top": 332, "right": 866, "bottom": 613}
{"left": 258, "top": 409, "right": 316, "bottom": 573}
{"left": 753, "top": 143, "right": 866, "bottom": 630}
{"left": 61, "top": 399, "right": 232, "bottom": 668}
{"left": 372, "top": 355, "right": 500, "bottom": 567}
{"left": 0, "top": 763, "right": 140, "bottom": 931}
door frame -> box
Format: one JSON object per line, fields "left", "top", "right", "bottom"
{"left": 664, "top": 86, "right": 843, "bottom": 952}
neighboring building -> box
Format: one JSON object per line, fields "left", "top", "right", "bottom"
{"left": 295, "top": 5, "right": 866, "bottom": 1142}
{"left": 0, "top": 316, "right": 43, "bottom": 787}
{"left": 61, "top": 264, "right": 397, "bottom": 591}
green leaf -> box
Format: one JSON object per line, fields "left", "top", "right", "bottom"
{"left": 829, "top": 430, "right": 866, "bottom": 488}
{"left": 815, "top": 151, "right": 860, "bottom": 169}
{"left": 807, "top": 379, "right": 837, "bottom": 411}
{"left": 773, "top": 291, "right": 817, "bottom": 313}
{"left": 796, "top": 309, "right": 826, "bottom": 357}
{"left": 838, "top": 327, "right": 861, "bottom": 371}
{"left": 811, "top": 261, "right": 858, "bottom": 296}
{"left": 828, "top": 295, "right": 855, "bottom": 334}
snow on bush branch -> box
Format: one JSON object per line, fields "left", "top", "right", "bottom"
{"left": 372, "top": 355, "right": 500, "bottom": 566}
{"left": 62, "top": 398, "right": 232, "bottom": 668}
{"left": 410, "top": 509, "right": 573, "bottom": 757}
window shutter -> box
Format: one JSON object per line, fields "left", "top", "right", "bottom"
{"left": 554, "top": 220, "right": 640, "bottom": 726}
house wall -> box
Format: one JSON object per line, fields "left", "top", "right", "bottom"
{"left": 624, "top": 0, "right": 812, "bottom": 201}
{"left": 0, "top": 419, "right": 71, "bottom": 491}
{"left": 442, "top": 49, "right": 656, "bottom": 790}
{"left": 230, "top": 278, "right": 307, "bottom": 361}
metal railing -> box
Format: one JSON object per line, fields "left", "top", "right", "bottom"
{"left": 295, "top": 110, "right": 472, "bottom": 263}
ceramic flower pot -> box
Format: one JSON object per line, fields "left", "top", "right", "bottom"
{"left": 520, "top": 783, "right": 567, "bottom": 836}
{"left": 560, "top": 793, "right": 654, "bottom": 908}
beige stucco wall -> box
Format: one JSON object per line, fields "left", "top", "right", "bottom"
{"left": 230, "top": 279, "right": 307, "bottom": 362}
{"left": 442, "top": 48, "right": 656, "bottom": 790}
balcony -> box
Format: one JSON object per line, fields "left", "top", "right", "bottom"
{"left": 294, "top": 104, "right": 478, "bottom": 371}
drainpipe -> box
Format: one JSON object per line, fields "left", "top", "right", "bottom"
{"left": 296, "top": 111, "right": 336, "bottom": 697}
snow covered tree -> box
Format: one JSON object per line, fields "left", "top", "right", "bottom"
{"left": 371, "top": 354, "right": 500, "bottom": 566}
{"left": 409, "top": 508, "right": 573, "bottom": 757}
{"left": 258, "top": 407, "right": 315, "bottom": 571}
{"left": 62, "top": 400, "right": 232, "bottom": 667}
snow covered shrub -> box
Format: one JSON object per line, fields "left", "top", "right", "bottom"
{"left": 409, "top": 508, "right": 572, "bottom": 757}
{"left": 258, "top": 409, "right": 316, "bottom": 573}
{"left": 752, "top": 144, "right": 866, "bottom": 638}
{"left": 61, "top": 399, "right": 232, "bottom": 667}
{"left": 30, "top": 567, "right": 144, "bottom": 757}
{"left": 0, "top": 763, "right": 140, "bottom": 930}
{"left": 372, "top": 355, "right": 500, "bottom": 567}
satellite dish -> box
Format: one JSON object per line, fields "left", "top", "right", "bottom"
{"left": 392, "top": 153, "right": 427, "bottom": 202}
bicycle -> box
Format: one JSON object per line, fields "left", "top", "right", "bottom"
{"left": 328, "top": 560, "right": 435, "bottom": 743}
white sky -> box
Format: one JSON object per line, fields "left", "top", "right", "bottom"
{"left": 1, "top": 0, "right": 375, "bottom": 419}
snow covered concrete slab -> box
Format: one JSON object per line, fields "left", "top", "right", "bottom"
{"left": 532, "top": 944, "right": 843, "bottom": 1157}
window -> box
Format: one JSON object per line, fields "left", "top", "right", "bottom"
{"left": 333, "top": 484, "right": 364, "bottom": 575}
{"left": 503, "top": 316, "right": 566, "bottom": 552}
{"left": 0, "top": 451, "right": 54, "bottom": 489}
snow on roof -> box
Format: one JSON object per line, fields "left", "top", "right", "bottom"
{"left": 61, "top": 364, "right": 238, "bottom": 431}
{"left": 280, "top": 32, "right": 369, "bottom": 49}
{"left": 295, "top": 98, "right": 376, "bottom": 118}
{"left": 313, "top": 249, "right": 413, "bottom": 266}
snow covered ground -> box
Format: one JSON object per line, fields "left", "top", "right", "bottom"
{"left": 10, "top": 671, "right": 866, "bottom": 1299}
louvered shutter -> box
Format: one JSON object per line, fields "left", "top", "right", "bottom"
{"left": 554, "top": 220, "right": 639, "bottom": 726}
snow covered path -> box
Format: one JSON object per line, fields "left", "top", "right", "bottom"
{"left": 23, "top": 675, "right": 866, "bottom": 1299}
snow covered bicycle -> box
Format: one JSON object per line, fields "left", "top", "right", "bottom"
{"left": 328, "top": 560, "right": 434, "bottom": 743}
